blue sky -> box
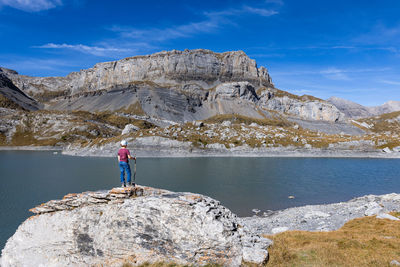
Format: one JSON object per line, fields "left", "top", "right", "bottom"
{"left": 0, "top": 0, "right": 399, "bottom": 106}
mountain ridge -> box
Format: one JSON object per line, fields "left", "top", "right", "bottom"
{"left": 327, "top": 96, "right": 400, "bottom": 118}
{"left": 1, "top": 49, "right": 345, "bottom": 123}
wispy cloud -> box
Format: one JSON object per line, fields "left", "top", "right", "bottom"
{"left": 111, "top": 5, "right": 278, "bottom": 42}
{"left": 381, "top": 80, "right": 400, "bottom": 86}
{"left": 353, "top": 23, "right": 400, "bottom": 48}
{"left": 243, "top": 6, "right": 279, "bottom": 17}
{"left": 0, "top": 0, "right": 62, "bottom": 12}
{"left": 273, "top": 67, "right": 390, "bottom": 76}
{"left": 110, "top": 19, "right": 222, "bottom": 42}
{"left": 36, "top": 4, "right": 279, "bottom": 56}
{"left": 243, "top": 6, "right": 278, "bottom": 17}
{"left": 320, "top": 68, "right": 351, "bottom": 81}
{"left": 0, "top": 56, "right": 80, "bottom": 75}
{"left": 34, "top": 43, "right": 134, "bottom": 56}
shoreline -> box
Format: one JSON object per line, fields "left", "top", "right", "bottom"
{"left": 0, "top": 146, "right": 62, "bottom": 151}
{"left": 240, "top": 193, "right": 400, "bottom": 235}
{"left": 1, "top": 145, "right": 400, "bottom": 158}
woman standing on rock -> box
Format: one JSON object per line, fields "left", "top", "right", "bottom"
{"left": 118, "top": 140, "right": 135, "bottom": 187}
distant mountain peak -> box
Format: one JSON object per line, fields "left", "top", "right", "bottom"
{"left": 328, "top": 96, "right": 400, "bottom": 119}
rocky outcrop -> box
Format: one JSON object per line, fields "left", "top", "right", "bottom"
{"left": 0, "top": 186, "right": 271, "bottom": 266}
{"left": 213, "top": 81, "right": 259, "bottom": 102}
{"left": 0, "top": 71, "right": 41, "bottom": 111}
{"left": 240, "top": 193, "right": 400, "bottom": 235}
{"left": 261, "top": 94, "right": 345, "bottom": 122}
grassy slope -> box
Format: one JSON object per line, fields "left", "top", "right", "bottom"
{"left": 266, "top": 213, "right": 400, "bottom": 267}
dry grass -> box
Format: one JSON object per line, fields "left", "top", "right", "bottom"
{"left": 10, "top": 125, "right": 59, "bottom": 146}
{"left": 123, "top": 261, "right": 257, "bottom": 267}
{"left": 34, "top": 89, "right": 70, "bottom": 102}
{"left": 358, "top": 111, "right": 400, "bottom": 133}
{"left": 266, "top": 214, "right": 400, "bottom": 267}
{"left": 0, "top": 94, "right": 24, "bottom": 110}
{"left": 117, "top": 101, "right": 146, "bottom": 116}
{"left": 203, "top": 114, "right": 293, "bottom": 127}
{"left": 71, "top": 110, "right": 155, "bottom": 129}
{"left": 0, "top": 132, "right": 7, "bottom": 145}
{"left": 273, "top": 88, "right": 323, "bottom": 102}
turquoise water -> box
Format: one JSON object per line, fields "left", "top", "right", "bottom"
{"left": 1, "top": 151, "right": 400, "bottom": 250}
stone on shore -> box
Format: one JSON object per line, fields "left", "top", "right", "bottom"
{"left": 240, "top": 193, "right": 400, "bottom": 235}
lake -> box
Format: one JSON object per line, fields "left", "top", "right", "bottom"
{"left": 1, "top": 150, "right": 400, "bottom": 250}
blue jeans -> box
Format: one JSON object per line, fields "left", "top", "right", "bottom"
{"left": 119, "top": 161, "right": 131, "bottom": 184}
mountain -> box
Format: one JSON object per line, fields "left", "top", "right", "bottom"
{"left": 0, "top": 69, "right": 41, "bottom": 111}
{"left": 2, "top": 49, "right": 345, "bottom": 123}
{"left": 327, "top": 97, "right": 373, "bottom": 118}
{"left": 369, "top": 100, "right": 400, "bottom": 116}
{"left": 327, "top": 97, "right": 400, "bottom": 119}
{"left": 1, "top": 49, "right": 376, "bottom": 150}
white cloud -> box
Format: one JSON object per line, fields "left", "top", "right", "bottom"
{"left": 320, "top": 69, "right": 350, "bottom": 81}
{"left": 0, "top": 0, "right": 62, "bottom": 12}
{"left": 243, "top": 6, "right": 278, "bottom": 16}
{"left": 381, "top": 80, "right": 400, "bottom": 86}
{"left": 34, "top": 43, "right": 134, "bottom": 56}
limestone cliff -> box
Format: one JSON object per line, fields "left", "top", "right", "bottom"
{"left": 3, "top": 49, "right": 273, "bottom": 95}
{"left": 0, "top": 186, "right": 271, "bottom": 267}
{"left": 1, "top": 49, "right": 346, "bottom": 123}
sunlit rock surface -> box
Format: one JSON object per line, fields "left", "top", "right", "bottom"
{"left": 0, "top": 186, "right": 271, "bottom": 267}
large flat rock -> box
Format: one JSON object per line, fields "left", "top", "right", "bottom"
{"left": 1, "top": 185, "right": 271, "bottom": 267}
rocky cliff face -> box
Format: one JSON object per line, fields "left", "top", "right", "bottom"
{"left": 262, "top": 93, "right": 345, "bottom": 122}
{"left": 0, "top": 186, "right": 271, "bottom": 267}
{"left": 3, "top": 49, "right": 273, "bottom": 96}
{"left": 1, "top": 49, "right": 346, "bottom": 123}
{"left": 0, "top": 70, "right": 41, "bottom": 111}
